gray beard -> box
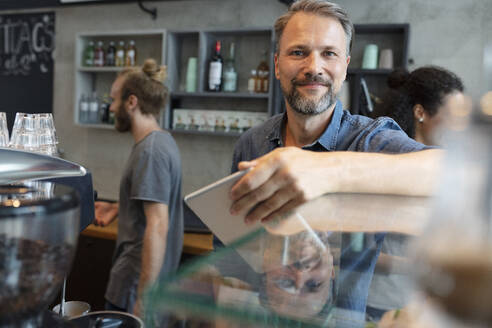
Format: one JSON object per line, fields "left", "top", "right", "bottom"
{"left": 283, "top": 83, "right": 336, "bottom": 116}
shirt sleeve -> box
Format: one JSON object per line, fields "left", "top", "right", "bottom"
{"left": 356, "top": 117, "right": 435, "bottom": 154}
{"left": 130, "top": 145, "right": 172, "bottom": 205}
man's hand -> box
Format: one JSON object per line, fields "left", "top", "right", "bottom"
{"left": 229, "top": 147, "right": 330, "bottom": 225}
{"left": 94, "top": 201, "right": 119, "bottom": 226}
{"left": 229, "top": 147, "right": 443, "bottom": 226}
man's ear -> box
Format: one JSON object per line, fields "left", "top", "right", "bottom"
{"left": 126, "top": 94, "right": 139, "bottom": 111}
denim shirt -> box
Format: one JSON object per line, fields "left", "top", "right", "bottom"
{"left": 229, "top": 100, "right": 431, "bottom": 319}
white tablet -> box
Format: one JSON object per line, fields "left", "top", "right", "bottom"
{"left": 184, "top": 169, "right": 264, "bottom": 272}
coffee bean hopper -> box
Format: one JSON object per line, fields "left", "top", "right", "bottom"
{"left": 0, "top": 182, "right": 80, "bottom": 327}
{"left": 0, "top": 149, "right": 88, "bottom": 327}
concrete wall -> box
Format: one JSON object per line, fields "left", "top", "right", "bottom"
{"left": 2, "top": 0, "right": 489, "bottom": 199}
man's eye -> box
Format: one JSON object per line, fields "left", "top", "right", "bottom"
{"left": 274, "top": 277, "right": 295, "bottom": 289}
{"left": 323, "top": 51, "right": 336, "bottom": 57}
{"left": 304, "top": 279, "right": 323, "bottom": 292}
{"left": 290, "top": 50, "right": 304, "bottom": 56}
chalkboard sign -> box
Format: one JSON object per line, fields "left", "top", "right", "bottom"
{"left": 0, "top": 12, "right": 55, "bottom": 132}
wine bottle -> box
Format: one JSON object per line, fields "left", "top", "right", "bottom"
{"left": 208, "top": 41, "right": 223, "bottom": 91}
{"left": 106, "top": 41, "right": 116, "bottom": 66}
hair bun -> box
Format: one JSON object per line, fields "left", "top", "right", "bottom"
{"left": 387, "top": 68, "right": 410, "bottom": 89}
{"left": 142, "top": 58, "right": 167, "bottom": 82}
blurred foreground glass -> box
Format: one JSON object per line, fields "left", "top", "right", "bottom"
{"left": 9, "top": 113, "right": 58, "bottom": 156}
{"left": 0, "top": 113, "right": 8, "bottom": 147}
{"left": 411, "top": 94, "right": 492, "bottom": 327}
{"left": 144, "top": 192, "right": 432, "bottom": 328}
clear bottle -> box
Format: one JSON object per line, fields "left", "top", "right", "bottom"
{"left": 222, "top": 42, "right": 237, "bottom": 92}
{"left": 106, "top": 41, "right": 116, "bottom": 66}
{"left": 208, "top": 40, "right": 223, "bottom": 92}
{"left": 125, "top": 40, "right": 137, "bottom": 66}
{"left": 89, "top": 92, "right": 99, "bottom": 123}
{"left": 248, "top": 69, "right": 257, "bottom": 93}
{"left": 83, "top": 41, "right": 95, "bottom": 67}
{"left": 94, "top": 41, "right": 105, "bottom": 67}
{"left": 115, "top": 41, "right": 125, "bottom": 67}
{"left": 79, "top": 93, "right": 89, "bottom": 123}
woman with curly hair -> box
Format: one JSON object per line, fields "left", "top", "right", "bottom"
{"left": 366, "top": 66, "right": 465, "bottom": 321}
{"left": 378, "top": 66, "right": 465, "bottom": 145}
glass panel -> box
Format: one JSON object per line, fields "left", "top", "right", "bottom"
{"left": 145, "top": 193, "right": 433, "bottom": 327}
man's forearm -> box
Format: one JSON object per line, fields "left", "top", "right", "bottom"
{"left": 331, "top": 149, "right": 444, "bottom": 196}
{"left": 137, "top": 218, "right": 168, "bottom": 298}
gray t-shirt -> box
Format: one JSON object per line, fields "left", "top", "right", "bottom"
{"left": 105, "top": 130, "right": 183, "bottom": 310}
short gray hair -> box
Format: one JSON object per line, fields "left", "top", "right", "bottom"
{"left": 274, "top": 0, "right": 354, "bottom": 56}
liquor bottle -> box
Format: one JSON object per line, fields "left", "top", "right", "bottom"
{"left": 89, "top": 92, "right": 99, "bottom": 123}
{"left": 222, "top": 42, "right": 237, "bottom": 92}
{"left": 256, "top": 51, "right": 269, "bottom": 93}
{"left": 115, "top": 41, "right": 125, "bottom": 67}
{"left": 99, "top": 93, "right": 110, "bottom": 123}
{"left": 83, "top": 41, "right": 95, "bottom": 67}
{"left": 208, "top": 40, "right": 223, "bottom": 91}
{"left": 125, "top": 40, "right": 137, "bottom": 66}
{"left": 106, "top": 41, "right": 116, "bottom": 66}
{"left": 248, "top": 69, "right": 257, "bottom": 93}
{"left": 79, "top": 93, "right": 89, "bottom": 123}
{"left": 94, "top": 41, "right": 105, "bottom": 67}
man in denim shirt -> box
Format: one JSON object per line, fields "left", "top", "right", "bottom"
{"left": 227, "top": 0, "right": 440, "bottom": 323}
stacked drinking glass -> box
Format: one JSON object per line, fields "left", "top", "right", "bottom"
{"left": 7, "top": 113, "right": 58, "bottom": 156}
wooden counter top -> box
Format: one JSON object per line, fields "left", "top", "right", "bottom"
{"left": 81, "top": 219, "right": 213, "bottom": 255}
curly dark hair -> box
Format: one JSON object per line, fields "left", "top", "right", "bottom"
{"left": 378, "top": 66, "right": 464, "bottom": 138}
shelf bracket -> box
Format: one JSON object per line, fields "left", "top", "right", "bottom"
{"left": 137, "top": 0, "right": 157, "bottom": 20}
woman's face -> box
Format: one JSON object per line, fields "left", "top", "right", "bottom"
{"left": 419, "top": 91, "right": 466, "bottom": 145}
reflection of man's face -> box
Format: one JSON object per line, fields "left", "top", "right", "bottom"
{"left": 110, "top": 76, "right": 132, "bottom": 132}
{"left": 274, "top": 12, "right": 350, "bottom": 116}
{"left": 263, "top": 235, "right": 334, "bottom": 317}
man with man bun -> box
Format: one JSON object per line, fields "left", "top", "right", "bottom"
{"left": 96, "top": 59, "right": 183, "bottom": 318}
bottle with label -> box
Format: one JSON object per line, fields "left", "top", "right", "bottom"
{"left": 115, "top": 41, "right": 125, "bottom": 67}
{"left": 248, "top": 69, "right": 257, "bottom": 93}
{"left": 94, "top": 41, "right": 105, "bottom": 67}
{"left": 79, "top": 93, "right": 89, "bottom": 123}
{"left": 106, "top": 41, "right": 116, "bottom": 66}
{"left": 208, "top": 40, "right": 223, "bottom": 92}
{"left": 222, "top": 42, "right": 237, "bottom": 92}
{"left": 99, "top": 93, "right": 110, "bottom": 123}
{"left": 89, "top": 92, "right": 99, "bottom": 123}
{"left": 125, "top": 40, "right": 137, "bottom": 66}
{"left": 256, "top": 51, "right": 270, "bottom": 93}
{"left": 83, "top": 41, "right": 95, "bottom": 67}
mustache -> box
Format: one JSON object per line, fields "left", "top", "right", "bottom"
{"left": 291, "top": 75, "right": 332, "bottom": 87}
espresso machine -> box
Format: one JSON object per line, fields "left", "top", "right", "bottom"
{"left": 0, "top": 149, "right": 88, "bottom": 327}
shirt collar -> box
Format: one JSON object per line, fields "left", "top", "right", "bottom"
{"left": 267, "top": 100, "right": 344, "bottom": 150}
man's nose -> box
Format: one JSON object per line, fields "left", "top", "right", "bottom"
{"left": 294, "top": 271, "right": 308, "bottom": 290}
{"left": 304, "top": 52, "right": 323, "bottom": 76}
